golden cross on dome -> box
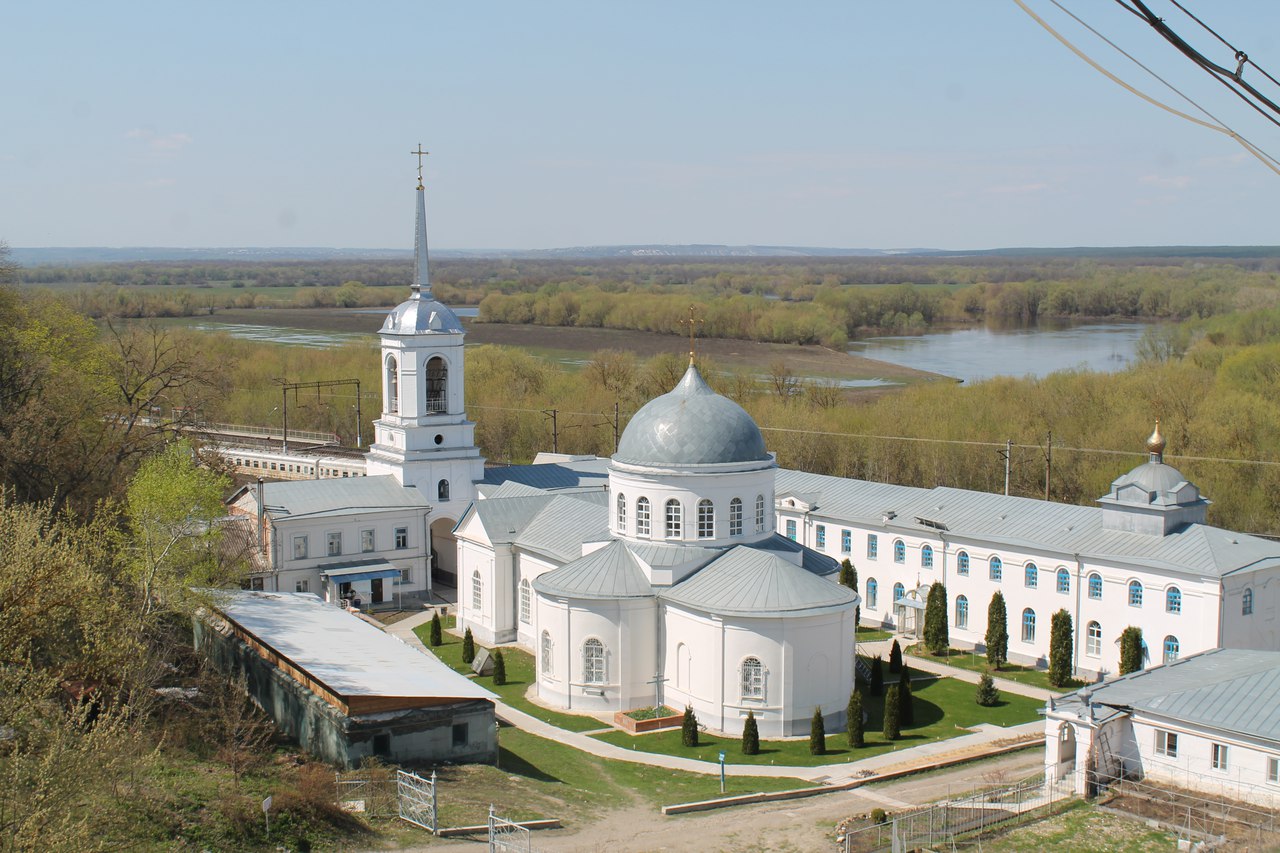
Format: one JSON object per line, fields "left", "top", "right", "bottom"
{"left": 679, "top": 305, "right": 705, "bottom": 365}
{"left": 411, "top": 144, "right": 429, "bottom": 189}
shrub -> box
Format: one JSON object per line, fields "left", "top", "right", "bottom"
{"left": 976, "top": 673, "right": 1000, "bottom": 707}
{"left": 871, "top": 807, "right": 888, "bottom": 824}
{"left": 742, "top": 710, "right": 760, "bottom": 755}
{"left": 898, "top": 664, "right": 915, "bottom": 726}
{"left": 492, "top": 649, "right": 506, "bottom": 686}
{"left": 870, "top": 655, "right": 884, "bottom": 697}
{"left": 428, "top": 611, "right": 442, "bottom": 647}
{"left": 883, "top": 686, "right": 901, "bottom": 740}
{"left": 462, "top": 628, "right": 475, "bottom": 664}
{"left": 924, "top": 583, "right": 948, "bottom": 655}
{"left": 810, "top": 707, "right": 826, "bottom": 755}
{"left": 847, "top": 689, "right": 864, "bottom": 748}
{"left": 1119, "top": 626, "right": 1144, "bottom": 675}
{"left": 986, "top": 592, "right": 1008, "bottom": 670}
{"left": 889, "top": 640, "right": 902, "bottom": 674}
{"left": 1049, "top": 609, "right": 1073, "bottom": 687}
{"left": 681, "top": 705, "right": 699, "bottom": 747}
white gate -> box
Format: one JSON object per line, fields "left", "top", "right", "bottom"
{"left": 397, "top": 769, "right": 437, "bottom": 832}
{"left": 488, "top": 805, "right": 533, "bottom": 853}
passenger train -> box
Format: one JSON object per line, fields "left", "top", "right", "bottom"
{"left": 215, "top": 445, "right": 368, "bottom": 480}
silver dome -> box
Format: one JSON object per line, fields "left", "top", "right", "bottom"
{"left": 1107, "top": 460, "right": 1198, "bottom": 507}
{"left": 381, "top": 294, "right": 464, "bottom": 335}
{"left": 614, "top": 364, "right": 770, "bottom": 467}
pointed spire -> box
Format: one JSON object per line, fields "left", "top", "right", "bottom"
{"left": 410, "top": 145, "right": 431, "bottom": 300}
{"left": 1146, "top": 418, "right": 1166, "bottom": 462}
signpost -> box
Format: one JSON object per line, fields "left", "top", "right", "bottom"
{"left": 262, "top": 795, "right": 273, "bottom": 839}
{"left": 718, "top": 751, "right": 726, "bottom": 794}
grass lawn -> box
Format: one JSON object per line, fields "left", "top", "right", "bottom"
{"left": 977, "top": 800, "right": 1178, "bottom": 852}
{"left": 856, "top": 625, "right": 894, "bottom": 642}
{"left": 591, "top": 676, "right": 1043, "bottom": 768}
{"left": 412, "top": 620, "right": 604, "bottom": 732}
{"left": 904, "top": 645, "right": 1086, "bottom": 692}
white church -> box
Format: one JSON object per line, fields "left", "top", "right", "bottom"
{"left": 228, "top": 161, "right": 1280, "bottom": 739}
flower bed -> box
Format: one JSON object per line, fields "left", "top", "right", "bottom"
{"left": 614, "top": 706, "right": 683, "bottom": 734}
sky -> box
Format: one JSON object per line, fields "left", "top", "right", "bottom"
{"left": 3, "top": 1, "right": 1278, "bottom": 251}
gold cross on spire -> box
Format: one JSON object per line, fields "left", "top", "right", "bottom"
{"left": 679, "top": 305, "right": 705, "bottom": 366}
{"left": 411, "top": 144, "right": 429, "bottom": 189}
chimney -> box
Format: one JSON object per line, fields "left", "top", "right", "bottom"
{"left": 256, "top": 478, "right": 267, "bottom": 556}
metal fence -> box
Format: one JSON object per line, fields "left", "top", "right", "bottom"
{"left": 842, "top": 771, "right": 1078, "bottom": 853}
{"left": 396, "top": 769, "right": 438, "bottom": 832}
{"left": 489, "top": 805, "right": 537, "bottom": 853}
{"left": 335, "top": 768, "right": 398, "bottom": 817}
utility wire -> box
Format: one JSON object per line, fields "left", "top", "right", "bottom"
{"left": 1165, "top": 0, "right": 1280, "bottom": 90}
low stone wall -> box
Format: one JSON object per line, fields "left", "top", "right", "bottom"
{"left": 614, "top": 709, "right": 684, "bottom": 734}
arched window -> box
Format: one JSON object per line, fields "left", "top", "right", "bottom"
{"left": 540, "top": 631, "right": 553, "bottom": 674}
{"left": 519, "top": 578, "right": 531, "bottom": 623}
{"left": 1022, "top": 608, "right": 1036, "bottom": 643}
{"left": 957, "top": 551, "right": 970, "bottom": 576}
{"left": 1088, "top": 573, "right": 1103, "bottom": 600}
{"left": 697, "top": 500, "right": 714, "bottom": 538}
{"left": 616, "top": 493, "right": 626, "bottom": 530}
{"left": 665, "top": 499, "right": 682, "bottom": 538}
{"left": 893, "top": 582, "right": 905, "bottom": 602}
{"left": 755, "top": 494, "right": 766, "bottom": 533}
{"left": 1163, "top": 635, "right": 1180, "bottom": 664}
{"left": 636, "top": 497, "right": 651, "bottom": 537}
{"left": 729, "top": 498, "right": 743, "bottom": 536}
{"left": 1166, "top": 586, "right": 1182, "bottom": 614}
{"left": 583, "top": 638, "right": 606, "bottom": 684}
{"left": 989, "top": 556, "right": 1003, "bottom": 582}
{"left": 1244, "top": 588, "right": 1254, "bottom": 615}
{"left": 894, "top": 539, "right": 906, "bottom": 563}
{"left": 425, "top": 356, "right": 448, "bottom": 413}
{"left": 1057, "top": 568, "right": 1070, "bottom": 594}
{"left": 741, "top": 657, "right": 764, "bottom": 699}
{"left": 956, "top": 595, "right": 969, "bottom": 629}
{"left": 1086, "top": 621, "right": 1102, "bottom": 656}
{"left": 1025, "top": 563, "right": 1038, "bottom": 588}
{"left": 921, "top": 545, "right": 934, "bottom": 569}
{"left": 1128, "top": 580, "right": 1143, "bottom": 607}
{"left": 471, "top": 570, "right": 482, "bottom": 611}
{"left": 866, "top": 578, "right": 878, "bottom": 609}
{"left": 438, "top": 479, "right": 450, "bottom": 501}
{"left": 385, "top": 354, "right": 399, "bottom": 414}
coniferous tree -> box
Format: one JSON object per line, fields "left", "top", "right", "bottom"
{"left": 889, "top": 639, "right": 903, "bottom": 674}
{"left": 839, "top": 558, "right": 855, "bottom": 589}
{"left": 924, "top": 583, "right": 949, "bottom": 656}
{"left": 742, "top": 710, "right": 759, "bottom": 755}
{"left": 492, "top": 649, "right": 507, "bottom": 686}
{"left": 976, "top": 672, "right": 1000, "bottom": 707}
{"left": 986, "top": 592, "right": 1008, "bottom": 670}
{"left": 883, "top": 686, "right": 901, "bottom": 741}
{"left": 1119, "top": 626, "right": 1144, "bottom": 676}
{"left": 810, "top": 707, "right": 826, "bottom": 755}
{"left": 898, "top": 663, "right": 915, "bottom": 726}
{"left": 462, "top": 627, "right": 475, "bottom": 664}
{"left": 681, "top": 705, "right": 699, "bottom": 747}
{"left": 847, "top": 688, "right": 864, "bottom": 748}
{"left": 870, "top": 655, "right": 884, "bottom": 697}
{"left": 1049, "top": 609, "right": 1073, "bottom": 688}
{"left": 428, "top": 611, "right": 442, "bottom": 647}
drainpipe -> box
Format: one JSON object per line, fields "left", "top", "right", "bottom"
{"left": 256, "top": 478, "right": 266, "bottom": 558}
{"left": 1073, "top": 554, "right": 1083, "bottom": 678}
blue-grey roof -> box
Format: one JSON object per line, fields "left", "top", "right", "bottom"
{"left": 479, "top": 459, "right": 609, "bottom": 492}
{"left": 465, "top": 494, "right": 555, "bottom": 545}
{"left": 254, "top": 475, "right": 431, "bottom": 520}
{"left": 380, "top": 293, "right": 464, "bottom": 335}
{"left": 661, "top": 545, "right": 857, "bottom": 617}
{"left": 626, "top": 541, "right": 721, "bottom": 567}
{"left": 515, "top": 493, "right": 611, "bottom": 562}
{"left": 1055, "top": 648, "right": 1280, "bottom": 743}
{"left": 1102, "top": 459, "right": 1207, "bottom": 509}
{"left": 751, "top": 533, "right": 841, "bottom": 576}
{"left": 777, "top": 470, "right": 1280, "bottom": 579}
{"left": 615, "top": 365, "right": 771, "bottom": 468}
{"left": 533, "top": 540, "right": 654, "bottom": 600}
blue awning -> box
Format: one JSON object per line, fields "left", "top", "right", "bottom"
{"left": 320, "top": 562, "right": 402, "bottom": 583}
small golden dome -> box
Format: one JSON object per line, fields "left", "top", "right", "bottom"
{"left": 1146, "top": 419, "right": 1166, "bottom": 457}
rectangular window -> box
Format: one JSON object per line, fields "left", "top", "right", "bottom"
{"left": 394, "top": 526, "right": 408, "bottom": 549}
{"left": 249, "top": 577, "right": 264, "bottom": 591}
{"left": 327, "top": 532, "right": 342, "bottom": 556}
{"left": 867, "top": 534, "right": 878, "bottom": 560}
{"left": 293, "top": 535, "right": 308, "bottom": 560}
{"left": 1269, "top": 757, "right": 1279, "bottom": 784}
{"left": 1155, "top": 730, "right": 1178, "bottom": 758}
{"left": 815, "top": 525, "right": 826, "bottom": 549}
{"left": 841, "top": 529, "right": 851, "bottom": 553}
{"left": 400, "top": 568, "right": 410, "bottom": 584}
{"left": 452, "top": 723, "right": 468, "bottom": 748}
{"left": 361, "top": 528, "right": 375, "bottom": 553}
{"left": 295, "top": 579, "right": 309, "bottom": 593}
{"left": 785, "top": 519, "right": 797, "bottom": 541}
{"left": 1212, "top": 743, "right": 1229, "bottom": 771}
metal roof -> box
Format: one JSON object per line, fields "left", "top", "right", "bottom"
{"left": 661, "top": 545, "right": 858, "bottom": 617}
{"left": 514, "top": 493, "right": 611, "bottom": 562}
{"left": 318, "top": 559, "right": 403, "bottom": 582}
{"left": 1055, "top": 648, "right": 1280, "bottom": 743}
{"left": 466, "top": 494, "right": 557, "bottom": 545}
{"left": 479, "top": 459, "right": 609, "bottom": 492}
{"left": 533, "top": 540, "right": 654, "bottom": 600}
{"left": 207, "top": 590, "right": 495, "bottom": 703}
{"left": 255, "top": 475, "right": 431, "bottom": 521}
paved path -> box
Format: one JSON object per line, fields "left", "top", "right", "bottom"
{"left": 859, "top": 638, "right": 1061, "bottom": 702}
{"left": 377, "top": 617, "right": 1045, "bottom": 788}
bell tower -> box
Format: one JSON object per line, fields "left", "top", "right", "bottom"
{"left": 365, "top": 149, "right": 484, "bottom": 512}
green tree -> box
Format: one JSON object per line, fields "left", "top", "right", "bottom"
{"left": 847, "top": 689, "right": 864, "bottom": 748}
{"left": 1049, "top": 609, "right": 1074, "bottom": 687}
{"left": 682, "top": 705, "right": 699, "bottom": 747}
{"left": 1120, "top": 626, "right": 1144, "bottom": 675}
{"left": 898, "top": 664, "right": 915, "bottom": 726}
{"left": 986, "top": 592, "right": 1009, "bottom": 670}
{"left": 462, "top": 627, "right": 476, "bottom": 664}
{"left": 924, "top": 583, "right": 949, "bottom": 655}
{"left": 870, "top": 655, "right": 884, "bottom": 697}
{"left": 428, "top": 611, "right": 442, "bottom": 647}
{"left": 889, "top": 639, "right": 903, "bottom": 674}
{"left": 810, "top": 707, "right": 826, "bottom": 755}
{"left": 492, "top": 649, "right": 507, "bottom": 686}
{"left": 976, "top": 673, "right": 1000, "bottom": 707}
{"left": 883, "top": 686, "right": 901, "bottom": 740}
{"left": 840, "top": 558, "right": 860, "bottom": 629}
{"left": 742, "top": 710, "right": 760, "bottom": 755}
